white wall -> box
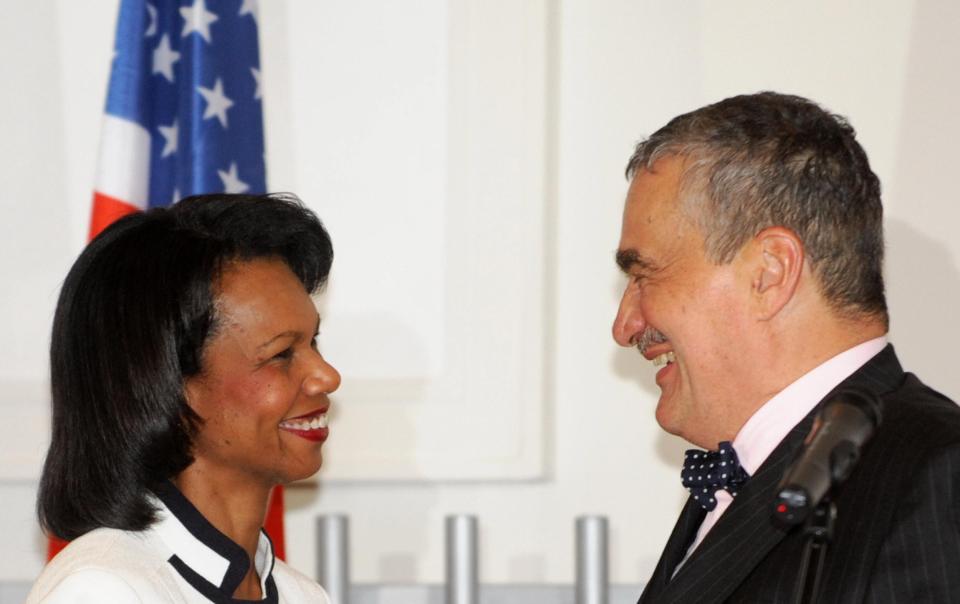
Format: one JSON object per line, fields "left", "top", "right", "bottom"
{"left": 1, "top": 0, "right": 958, "bottom": 588}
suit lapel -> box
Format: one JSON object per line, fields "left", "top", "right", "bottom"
{"left": 646, "top": 345, "right": 904, "bottom": 603}
{"left": 639, "top": 497, "right": 706, "bottom": 601}
{"left": 656, "top": 417, "right": 811, "bottom": 603}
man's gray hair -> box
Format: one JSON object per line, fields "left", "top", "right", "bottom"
{"left": 626, "top": 92, "right": 887, "bottom": 325}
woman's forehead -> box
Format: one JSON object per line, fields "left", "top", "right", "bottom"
{"left": 210, "top": 259, "right": 317, "bottom": 345}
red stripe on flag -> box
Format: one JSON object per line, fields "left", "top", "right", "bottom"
{"left": 47, "top": 536, "right": 68, "bottom": 560}
{"left": 89, "top": 191, "right": 140, "bottom": 240}
{"left": 265, "top": 486, "right": 286, "bottom": 561}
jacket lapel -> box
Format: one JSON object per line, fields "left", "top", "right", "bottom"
{"left": 638, "top": 497, "right": 706, "bottom": 601}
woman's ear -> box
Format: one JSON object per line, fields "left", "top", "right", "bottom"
{"left": 752, "top": 227, "right": 804, "bottom": 320}
{"left": 182, "top": 376, "right": 205, "bottom": 415}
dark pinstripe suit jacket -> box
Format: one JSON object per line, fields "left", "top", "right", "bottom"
{"left": 639, "top": 345, "right": 960, "bottom": 603}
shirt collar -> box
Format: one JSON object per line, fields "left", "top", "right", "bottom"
{"left": 151, "top": 480, "right": 277, "bottom": 600}
{"left": 733, "top": 336, "right": 888, "bottom": 475}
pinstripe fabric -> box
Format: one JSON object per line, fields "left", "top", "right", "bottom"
{"left": 638, "top": 345, "right": 960, "bottom": 603}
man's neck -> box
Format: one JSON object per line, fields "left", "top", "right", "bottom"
{"left": 720, "top": 315, "right": 888, "bottom": 447}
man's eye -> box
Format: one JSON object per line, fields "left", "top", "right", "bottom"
{"left": 273, "top": 348, "right": 294, "bottom": 361}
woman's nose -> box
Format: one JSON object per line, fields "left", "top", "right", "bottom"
{"left": 305, "top": 354, "right": 341, "bottom": 395}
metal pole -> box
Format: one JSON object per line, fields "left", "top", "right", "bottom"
{"left": 316, "top": 515, "right": 350, "bottom": 604}
{"left": 445, "top": 515, "right": 479, "bottom": 604}
{"left": 575, "top": 515, "right": 609, "bottom": 604}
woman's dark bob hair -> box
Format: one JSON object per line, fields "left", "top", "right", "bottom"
{"left": 38, "top": 193, "right": 332, "bottom": 541}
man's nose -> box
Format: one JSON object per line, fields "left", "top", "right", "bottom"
{"left": 612, "top": 285, "right": 645, "bottom": 347}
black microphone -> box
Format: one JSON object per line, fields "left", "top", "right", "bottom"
{"left": 773, "top": 387, "right": 882, "bottom": 524}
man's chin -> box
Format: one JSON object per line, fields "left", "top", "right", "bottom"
{"left": 654, "top": 398, "right": 684, "bottom": 438}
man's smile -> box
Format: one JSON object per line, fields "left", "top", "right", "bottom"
{"left": 651, "top": 351, "right": 676, "bottom": 367}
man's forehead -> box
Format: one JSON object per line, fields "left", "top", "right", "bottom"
{"left": 626, "top": 156, "right": 686, "bottom": 209}
{"left": 618, "top": 155, "right": 708, "bottom": 272}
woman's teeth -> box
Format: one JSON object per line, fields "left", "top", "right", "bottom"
{"left": 652, "top": 351, "right": 676, "bottom": 367}
{"left": 280, "top": 414, "right": 328, "bottom": 430}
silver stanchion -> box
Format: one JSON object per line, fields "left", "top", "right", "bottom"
{"left": 316, "top": 515, "right": 350, "bottom": 604}
{"left": 575, "top": 515, "right": 609, "bottom": 604}
{"left": 445, "top": 514, "right": 479, "bottom": 604}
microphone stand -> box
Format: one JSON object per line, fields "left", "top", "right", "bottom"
{"left": 791, "top": 499, "right": 835, "bottom": 604}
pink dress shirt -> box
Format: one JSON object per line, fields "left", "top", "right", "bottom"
{"left": 675, "top": 336, "right": 888, "bottom": 572}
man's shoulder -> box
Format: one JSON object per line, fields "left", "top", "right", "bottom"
{"left": 883, "top": 372, "right": 960, "bottom": 445}
{"left": 850, "top": 370, "right": 960, "bottom": 505}
{"left": 894, "top": 371, "right": 957, "bottom": 406}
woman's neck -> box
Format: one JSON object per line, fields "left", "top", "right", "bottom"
{"left": 173, "top": 463, "right": 272, "bottom": 599}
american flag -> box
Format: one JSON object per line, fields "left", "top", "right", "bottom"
{"left": 90, "top": 0, "right": 266, "bottom": 237}
{"left": 52, "top": 0, "right": 287, "bottom": 560}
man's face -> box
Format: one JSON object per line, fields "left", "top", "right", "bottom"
{"left": 612, "top": 156, "right": 752, "bottom": 448}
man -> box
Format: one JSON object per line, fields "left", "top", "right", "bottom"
{"left": 613, "top": 92, "right": 960, "bottom": 603}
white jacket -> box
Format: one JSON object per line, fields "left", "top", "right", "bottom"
{"left": 27, "top": 484, "right": 329, "bottom": 603}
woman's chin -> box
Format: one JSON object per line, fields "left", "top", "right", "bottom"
{"left": 281, "top": 457, "right": 323, "bottom": 484}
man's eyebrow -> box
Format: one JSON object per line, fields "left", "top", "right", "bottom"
{"left": 615, "top": 249, "right": 657, "bottom": 274}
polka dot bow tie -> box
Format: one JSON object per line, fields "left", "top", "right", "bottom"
{"left": 681, "top": 441, "right": 750, "bottom": 511}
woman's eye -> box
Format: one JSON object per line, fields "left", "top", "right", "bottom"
{"left": 273, "top": 347, "right": 294, "bottom": 361}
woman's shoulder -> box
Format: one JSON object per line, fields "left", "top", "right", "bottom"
{"left": 40, "top": 527, "right": 162, "bottom": 573}
{"left": 272, "top": 559, "right": 332, "bottom": 604}
{"left": 26, "top": 528, "right": 180, "bottom": 603}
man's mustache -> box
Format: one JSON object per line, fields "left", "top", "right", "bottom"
{"left": 636, "top": 327, "right": 668, "bottom": 354}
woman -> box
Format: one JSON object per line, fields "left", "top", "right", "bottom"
{"left": 28, "top": 193, "right": 340, "bottom": 603}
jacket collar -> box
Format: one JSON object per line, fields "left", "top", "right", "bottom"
{"left": 151, "top": 480, "right": 278, "bottom": 603}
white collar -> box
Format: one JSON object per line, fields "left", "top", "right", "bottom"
{"left": 150, "top": 481, "right": 277, "bottom": 602}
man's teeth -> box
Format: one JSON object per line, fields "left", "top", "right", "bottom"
{"left": 280, "top": 414, "right": 328, "bottom": 431}
{"left": 652, "top": 352, "right": 676, "bottom": 367}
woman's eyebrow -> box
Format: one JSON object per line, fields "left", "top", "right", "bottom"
{"left": 255, "top": 331, "right": 299, "bottom": 352}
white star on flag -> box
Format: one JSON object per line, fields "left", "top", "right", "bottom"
{"left": 145, "top": 4, "right": 158, "bottom": 37}
{"left": 180, "top": 0, "right": 219, "bottom": 43}
{"left": 197, "top": 78, "right": 234, "bottom": 127}
{"left": 152, "top": 35, "right": 180, "bottom": 83}
{"left": 239, "top": 0, "right": 259, "bottom": 23}
{"left": 158, "top": 120, "right": 178, "bottom": 158}
{"left": 218, "top": 162, "right": 250, "bottom": 193}
{"left": 90, "top": 0, "right": 267, "bottom": 233}
{"left": 251, "top": 67, "right": 261, "bottom": 100}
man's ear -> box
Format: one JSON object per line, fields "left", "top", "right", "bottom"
{"left": 752, "top": 227, "right": 804, "bottom": 320}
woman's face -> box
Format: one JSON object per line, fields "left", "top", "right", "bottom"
{"left": 183, "top": 257, "right": 340, "bottom": 489}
